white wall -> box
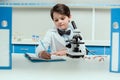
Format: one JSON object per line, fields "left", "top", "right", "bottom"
{"left": 12, "top": 8, "right": 53, "bottom": 39}
{"left": 12, "top": 7, "right": 111, "bottom": 46}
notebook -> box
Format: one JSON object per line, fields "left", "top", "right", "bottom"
{"left": 24, "top": 53, "right": 66, "bottom": 62}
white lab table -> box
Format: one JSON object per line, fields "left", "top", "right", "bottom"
{"left": 0, "top": 54, "right": 120, "bottom": 80}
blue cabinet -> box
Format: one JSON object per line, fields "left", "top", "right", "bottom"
{"left": 86, "top": 46, "right": 110, "bottom": 55}
{"left": 13, "top": 44, "right": 38, "bottom": 53}
{"left": 0, "top": 7, "right": 12, "bottom": 69}
{"left": 12, "top": 44, "right": 110, "bottom": 55}
{"left": 110, "top": 8, "right": 120, "bottom": 73}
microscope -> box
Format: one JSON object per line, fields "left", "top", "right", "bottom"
{"left": 66, "top": 21, "right": 85, "bottom": 58}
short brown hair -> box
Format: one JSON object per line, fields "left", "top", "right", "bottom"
{"left": 50, "top": 3, "right": 71, "bottom": 20}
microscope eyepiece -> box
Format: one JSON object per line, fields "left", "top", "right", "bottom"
{"left": 71, "top": 21, "right": 77, "bottom": 29}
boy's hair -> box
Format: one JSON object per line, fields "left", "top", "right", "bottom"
{"left": 50, "top": 3, "right": 71, "bottom": 20}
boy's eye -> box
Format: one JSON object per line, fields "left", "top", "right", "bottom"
{"left": 53, "top": 17, "right": 65, "bottom": 22}
{"left": 54, "top": 19, "right": 58, "bottom": 22}
{"left": 61, "top": 17, "right": 65, "bottom": 20}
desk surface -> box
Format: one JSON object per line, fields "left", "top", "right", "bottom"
{"left": 0, "top": 54, "right": 120, "bottom": 80}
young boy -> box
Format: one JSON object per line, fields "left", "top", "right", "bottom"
{"left": 36, "top": 3, "right": 86, "bottom": 59}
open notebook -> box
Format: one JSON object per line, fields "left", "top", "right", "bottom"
{"left": 24, "top": 53, "right": 66, "bottom": 62}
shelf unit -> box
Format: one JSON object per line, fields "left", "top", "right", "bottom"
{"left": 0, "top": 7, "right": 12, "bottom": 69}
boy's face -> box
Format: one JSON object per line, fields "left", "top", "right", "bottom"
{"left": 52, "top": 12, "right": 71, "bottom": 30}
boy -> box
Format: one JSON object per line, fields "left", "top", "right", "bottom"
{"left": 36, "top": 3, "right": 86, "bottom": 59}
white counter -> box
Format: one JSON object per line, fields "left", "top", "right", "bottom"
{"left": 12, "top": 39, "right": 110, "bottom": 46}
{"left": 0, "top": 54, "right": 120, "bottom": 80}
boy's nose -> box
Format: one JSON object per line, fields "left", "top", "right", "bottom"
{"left": 58, "top": 19, "right": 63, "bottom": 23}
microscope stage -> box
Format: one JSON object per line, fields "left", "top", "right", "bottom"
{"left": 67, "top": 52, "right": 85, "bottom": 58}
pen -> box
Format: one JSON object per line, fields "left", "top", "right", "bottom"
{"left": 39, "top": 40, "right": 51, "bottom": 53}
{"left": 39, "top": 40, "right": 47, "bottom": 51}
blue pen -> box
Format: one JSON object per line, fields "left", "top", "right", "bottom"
{"left": 39, "top": 40, "right": 47, "bottom": 51}
{"left": 39, "top": 40, "right": 51, "bottom": 53}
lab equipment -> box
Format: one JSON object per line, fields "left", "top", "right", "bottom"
{"left": 66, "top": 21, "right": 85, "bottom": 58}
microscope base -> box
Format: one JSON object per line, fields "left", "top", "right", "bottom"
{"left": 67, "top": 52, "right": 84, "bottom": 58}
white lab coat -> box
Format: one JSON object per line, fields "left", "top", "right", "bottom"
{"left": 35, "top": 25, "right": 86, "bottom": 56}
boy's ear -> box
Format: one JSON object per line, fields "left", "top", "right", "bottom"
{"left": 68, "top": 15, "right": 72, "bottom": 22}
{"left": 69, "top": 15, "right": 72, "bottom": 19}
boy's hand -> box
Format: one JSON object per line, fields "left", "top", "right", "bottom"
{"left": 52, "top": 49, "right": 67, "bottom": 56}
{"left": 39, "top": 51, "right": 51, "bottom": 59}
